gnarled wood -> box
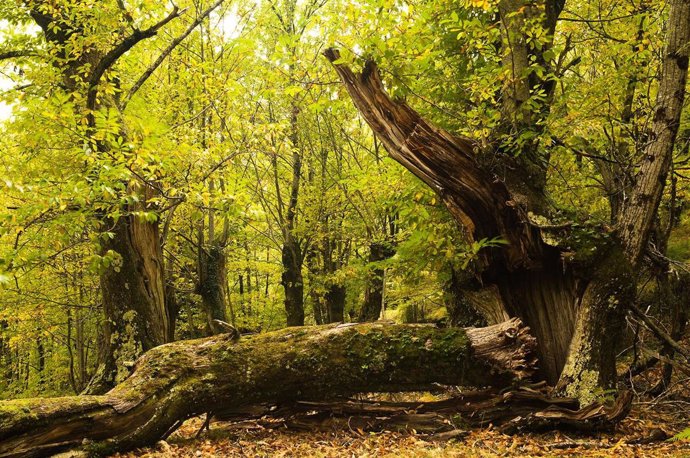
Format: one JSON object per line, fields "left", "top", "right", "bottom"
{"left": 323, "top": 49, "right": 542, "bottom": 271}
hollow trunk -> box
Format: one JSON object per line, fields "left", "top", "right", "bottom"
{"left": 0, "top": 319, "right": 538, "bottom": 457}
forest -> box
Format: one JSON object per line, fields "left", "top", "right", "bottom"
{"left": 0, "top": 0, "right": 689, "bottom": 456}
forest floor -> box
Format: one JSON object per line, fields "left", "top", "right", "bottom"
{"left": 113, "top": 393, "right": 690, "bottom": 457}
{"left": 109, "top": 352, "right": 690, "bottom": 457}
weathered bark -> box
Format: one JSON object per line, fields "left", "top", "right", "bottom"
{"left": 87, "top": 210, "right": 170, "bottom": 394}
{"left": 324, "top": 49, "right": 574, "bottom": 383}
{"left": 0, "top": 319, "right": 538, "bottom": 457}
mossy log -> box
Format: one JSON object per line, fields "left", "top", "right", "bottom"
{"left": 0, "top": 319, "right": 536, "bottom": 457}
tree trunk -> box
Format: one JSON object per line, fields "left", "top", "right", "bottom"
{"left": 282, "top": 238, "right": 305, "bottom": 326}
{"left": 359, "top": 242, "right": 395, "bottom": 322}
{"left": 0, "top": 319, "right": 538, "bottom": 457}
{"left": 559, "top": 0, "right": 690, "bottom": 400}
{"left": 324, "top": 50, "right": 573, "bottom": 380}
{"left": 325, "top": 284, "right": 346, "bottom": 323}
{"left": 29, "top": 6, "right": 173, "bottom": 395}
{"left": 325, "top": 0, "right": 690, "bottom": 399}
{"left": 197, "top": 244, "right": 230, "bottom": 335}
{"left": 87, "top": 212, "right": 169, "bottom": 394}
{"left": 280, "top": 101, "right": 306, "bottom": 326}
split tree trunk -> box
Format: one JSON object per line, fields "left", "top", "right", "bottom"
{"left": 0, "top": 319, "right": 537, "bottom": 457}
{"left": 324, "top": 49, "right": 574, "bottom": 384}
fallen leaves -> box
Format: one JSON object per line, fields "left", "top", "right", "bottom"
{"left": 112, "top": 413, "right": 690, "bottom": 458}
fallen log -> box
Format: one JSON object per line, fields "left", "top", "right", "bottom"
{"left": 0, "top": 319, "right": 536, "bottom": 457}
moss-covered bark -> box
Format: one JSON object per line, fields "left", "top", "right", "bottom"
{"left": 0, "top": 319, "right": 536, "bottom": 457}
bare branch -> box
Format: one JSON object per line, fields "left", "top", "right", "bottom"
{"left": 86, "top": 6, "right": 184, "bottom": 118}
{"left": 121, "top": 0, "right": 227, "bottom": 111}
{"left": 627, "top": 302, "right": 690, "bottom": 362}
{"left": 0, "top": 50, "right": 37, "bottom": 61}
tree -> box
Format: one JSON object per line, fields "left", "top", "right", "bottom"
{"left": 325, "top": 0, "right": 690, "bottom": 402}
{"left": 0, "top": 318, "right": 550, "bottom": 456}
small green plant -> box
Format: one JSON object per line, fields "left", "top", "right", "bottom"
{"left": 671, "top": 427, "right": 690, "bottom": 442}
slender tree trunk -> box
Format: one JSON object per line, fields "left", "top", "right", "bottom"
{"left": 359, "top": 242, "right": 394, "bottom": 322}
{"left": 282, "top": 237, "right": 305, "bottom": 326}
{"left": 197, "top": 244, "right": 230, "bottom": 334}
{"left": 280, "top": 100, "right": 305, "bottom": 326}
{"left": 35, "top": 338, "right": 45, "bottom": 387}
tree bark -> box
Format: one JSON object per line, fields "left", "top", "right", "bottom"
{"left": 282, "top": 237, "right": 305, "bottom": 326}
{"left": 558, "top": 0, "right": 690, "bottom": 400}
{"left": 617, "top": 0, "right": 690, "bottom": 266}
{"left": 87, "top": 209, "right": 170, "bottom": 394}
{"left": 324, "top": 49, "right": 573, "bottom": 383}
{"left": 0, "top": 319, "right": 538, "bottom": 457}
{"left": 280, "top": 103, "right": 306, "bottom": 326}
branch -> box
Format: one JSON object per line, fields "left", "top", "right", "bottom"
{"left": 86, "top": 5, "right": 184, "bottom": 118}
{"left": 627, "top": 303, "right": 690, "bottom": 362}
{"left": 0, "top": 50, "right": 37, "bottom": 61}
{"left": 121, "top": 0, "right": 226, "bottom": 111}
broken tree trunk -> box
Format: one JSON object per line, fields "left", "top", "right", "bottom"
{"left": 0, "top": 319, "right": 536, "bottom": 457}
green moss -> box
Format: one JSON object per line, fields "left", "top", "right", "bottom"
{"left": 84, "top": 440, "right": 117, "bottom": 458}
